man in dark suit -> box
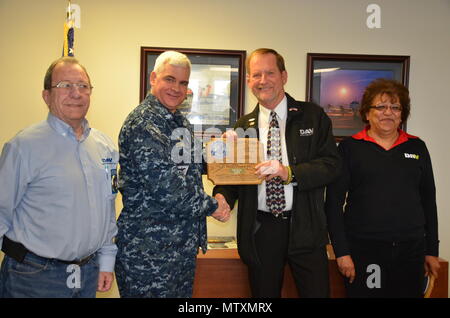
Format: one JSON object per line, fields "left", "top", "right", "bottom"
{"left": 213, "top": 48, "right": 340, "bottom": 297}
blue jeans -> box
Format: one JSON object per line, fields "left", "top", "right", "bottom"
{"left": 0, "top": 252, "right": 99, "bottom": 298}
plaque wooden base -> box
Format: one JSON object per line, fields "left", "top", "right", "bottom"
{"left": 206, "top": 138, "right": 263, "bottom": 185}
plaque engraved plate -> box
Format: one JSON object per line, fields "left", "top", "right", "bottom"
{"left": 206, "top": 138, "right": 263, "bottom": 185}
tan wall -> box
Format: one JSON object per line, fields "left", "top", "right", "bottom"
{"left": 1, "top": 0, "right": 449, "bottom": 297}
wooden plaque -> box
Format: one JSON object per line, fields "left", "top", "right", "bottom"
{"left": 206, "top": 138, "right": 263, "bottom": 185}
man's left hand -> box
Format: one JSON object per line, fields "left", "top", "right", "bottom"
{"left": 255, "top": 160, "right": 288, "bottom": 181}
{"left": 97, "top": 271, "right": 114, "bottom": 292}
{"left": 425, "top": 255, "right": 441, "bottom": 279}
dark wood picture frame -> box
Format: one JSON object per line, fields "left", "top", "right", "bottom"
{"left": 306, "top": 53, "right": 410, "bottom": 140}
{"left": 140, "top": 47, "right": 246, "bottom": 136}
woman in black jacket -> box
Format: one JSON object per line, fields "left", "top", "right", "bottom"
{"left": 325, "top": 79, "right": 440, "bottom": 298}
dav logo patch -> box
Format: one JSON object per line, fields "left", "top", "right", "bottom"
{"left": 404, "top": 153, "right": 419, "bottom": 160}
{"left": 299, "top": 128, "right": 314, "bottom": 136}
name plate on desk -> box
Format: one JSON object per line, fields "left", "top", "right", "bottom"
{"left": 206, "top": 138, "right": 263, "bottom": 185}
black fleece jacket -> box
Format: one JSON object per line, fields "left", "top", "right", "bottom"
{"left": 213, "top": 93, "right": 340, "bottom": 267}
{"left": 325, "top": 129, "right": 439, "bottom": 258}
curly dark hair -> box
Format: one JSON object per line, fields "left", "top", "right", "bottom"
{"left": 359, "top": 78, "right": 410, "bottom": 124}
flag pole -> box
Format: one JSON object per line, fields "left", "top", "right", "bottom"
{"left": 63, "top": 0, "right": 75, "bottom": 57}
{"left": 67, "top": 0, "right": 72, "bottom": 21}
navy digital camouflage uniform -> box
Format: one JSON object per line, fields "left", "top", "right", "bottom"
{"left": 115, "top": 94, "right": 218, "bottom": 298}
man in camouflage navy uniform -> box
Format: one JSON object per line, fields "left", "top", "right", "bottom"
{"left": 115, "top": 51, "right": 230, "bottom": 298}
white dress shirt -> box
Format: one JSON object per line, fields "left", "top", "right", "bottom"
{"left": 257, "top": 96, "right": 293, "bottom": 211}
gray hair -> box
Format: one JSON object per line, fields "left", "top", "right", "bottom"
{"left": 153, "top": 51, "right": 191, "bottom": 74}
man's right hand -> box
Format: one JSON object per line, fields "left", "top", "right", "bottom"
{"left": 211, "top": 193, "right": 231, "bottom": 222}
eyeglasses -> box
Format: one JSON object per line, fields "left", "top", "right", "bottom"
{"left": 369, "top": 104, "right": 402, "bottom": 113}
{"left": 51, "top": 81, "right": 93, "bottom": 94}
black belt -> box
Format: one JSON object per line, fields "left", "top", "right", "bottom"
{"left": 257, "top": 210, "right": 292, "bottom": 219}
{"left": 1, "top": 236, "right": 95, "bottom": 267}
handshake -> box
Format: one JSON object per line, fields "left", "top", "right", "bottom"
{"left": 211, "top": 193, "right": 231, "bottom": 222}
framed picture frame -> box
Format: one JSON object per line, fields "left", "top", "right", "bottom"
{"left": 140, "top": 47, "right": 246, "bottom": 136}
{"left": 306, "top": 53, "right": 410, "bottom": 140}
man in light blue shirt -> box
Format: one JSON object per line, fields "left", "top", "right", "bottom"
{"left": 0, "top": 57, "right": 118, "bottom": 297}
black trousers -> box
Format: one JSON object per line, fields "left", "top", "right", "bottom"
{"left": 247, "top": 211, "right": 329, "bottom": 298}
{"left": 345, "top": 237, "right": 425, "bottom": 298}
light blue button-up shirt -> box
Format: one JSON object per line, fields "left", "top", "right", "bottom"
{"left": 0, "top": 113, "right": 118, "bottom": 272}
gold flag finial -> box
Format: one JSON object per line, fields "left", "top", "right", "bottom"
{"left": 66, "top": 0, "right": 72, "bottom": 21}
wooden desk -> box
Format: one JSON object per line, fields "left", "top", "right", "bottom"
{"left": 193, "top": 245, "right": 448, "bottom": 298}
